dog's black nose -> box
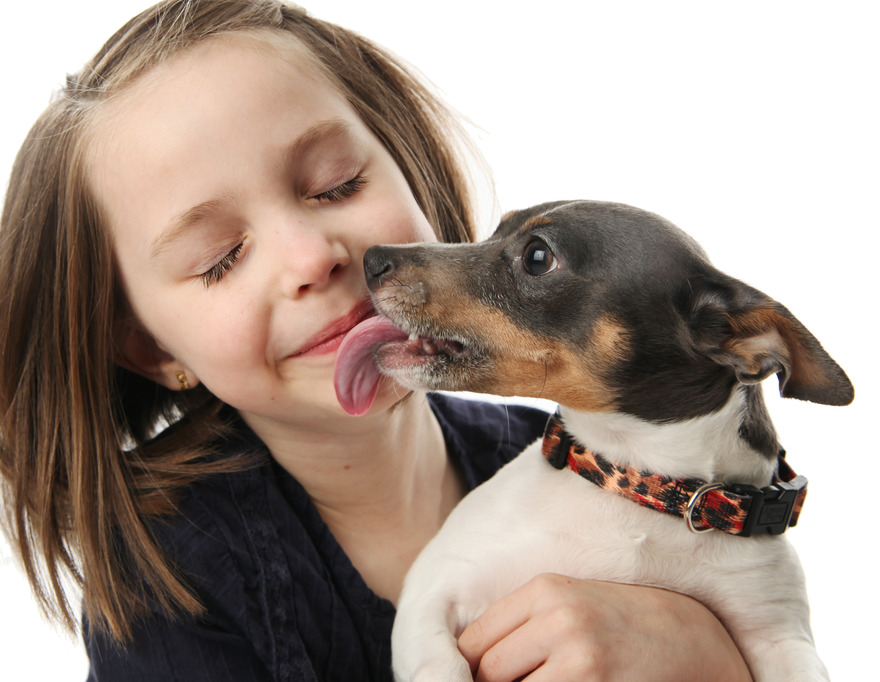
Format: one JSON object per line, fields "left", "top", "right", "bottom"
{"left": 364, "top": 246, "right": 395, "bottom": 291}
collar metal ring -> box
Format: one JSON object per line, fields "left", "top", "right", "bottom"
{"left": 685, "top": 482, "right": 724, "bottom": 534}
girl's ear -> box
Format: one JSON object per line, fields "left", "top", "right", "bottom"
{"left": 114, "top": 318, "right": 200, "bottom": 391}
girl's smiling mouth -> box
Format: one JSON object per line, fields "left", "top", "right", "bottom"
{"left": 292, "top": 301, "right": 375, "bottom": 358}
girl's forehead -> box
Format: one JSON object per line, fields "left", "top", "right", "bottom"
{"left": 86, "top": 28, "right": 348, "bottom": 172}
{"left": 102, "top": 29, "right": 333, "bottom": 114}
{"left": 85, "top": 30, "right": 358, "bottom": 244}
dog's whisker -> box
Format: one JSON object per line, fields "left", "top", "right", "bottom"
{"left": 388, "top": 277, "right": 414, "bottom": 292}
{"left": 538, "top": 355, "right": 549, "bottom": 400}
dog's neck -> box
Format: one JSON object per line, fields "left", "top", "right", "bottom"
{"left": 558, "top": 386, "right": 776, "bottom": 488}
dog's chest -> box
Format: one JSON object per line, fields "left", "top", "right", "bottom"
{"left": 442, "top": 440, "right": 765, "bottom": 592}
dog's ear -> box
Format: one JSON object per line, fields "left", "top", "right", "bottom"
{"left": 683, "top": 276, "right": 854, "bottom": 406}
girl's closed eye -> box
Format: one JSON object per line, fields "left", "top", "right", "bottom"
{"left": 312, "top": 175, "right": 367, "bottom": 203}
{"left": 195, "top": 175, "right": 366, "bottom": 288}
{"left": 200, "top": 242, "right": 244, "bottom": 287}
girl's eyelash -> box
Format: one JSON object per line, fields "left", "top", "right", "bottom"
{"left": 313, "top": 175, "right": 368, "bottom": 202}
{"left": 195, "top": 175, "right": 366, "bottom": 288}
{"left": 200, "top": 242, "right": 243, "bottom": 287}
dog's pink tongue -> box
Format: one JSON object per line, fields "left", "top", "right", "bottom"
{"left": 334, "top": 315, "right": 409, "bottom": 415}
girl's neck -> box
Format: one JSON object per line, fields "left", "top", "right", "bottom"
{"left": 239, "top": 393, "right": 463, "bottom": 603}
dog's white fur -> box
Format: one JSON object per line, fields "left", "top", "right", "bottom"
{"left": 391, "top": 387, "right": 827, "bottom": 681}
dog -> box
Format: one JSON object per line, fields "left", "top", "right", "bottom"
{"left": 342, "top": 200, "right": 854, "bottom": 681}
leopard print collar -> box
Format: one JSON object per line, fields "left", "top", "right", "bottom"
{"left": 541, "top": 412, "right": 807, "bottom": 537}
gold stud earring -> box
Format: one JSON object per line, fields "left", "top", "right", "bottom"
{"left": 176, "top": 371, "right": 190, "bottom": 390}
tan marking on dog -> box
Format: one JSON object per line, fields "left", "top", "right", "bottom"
{"left": 726, "top": 307, "right": 833, "bottom": 393}
{"left": 723, "top": 308, "right": 789, "bottom": 377}
{"left": 539, "top": 315, "right": 631, "bottom": 411}
{"left": 373, "top": 260, "right": 630, "bottom": 412}
{"left": 424, "top": 295, "right": 623, "bottom": 412}
{"left": 517, "top": 215, "right": 552, "bottom": 236}
{"left": 587, "top": 315, "right": 632, "bottom": 367}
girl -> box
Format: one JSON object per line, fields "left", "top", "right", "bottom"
{"left": 0, "top": 1, "right": 751, "bottom": 679}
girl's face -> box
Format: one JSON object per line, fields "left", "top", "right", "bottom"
{"left": 90, "top": 33, "right": 437, "bottom": 430}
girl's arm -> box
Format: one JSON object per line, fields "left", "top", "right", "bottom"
{"left": 457, "top": 573, "right": 752, "bottom": 682}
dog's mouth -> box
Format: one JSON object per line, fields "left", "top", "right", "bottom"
{"left": 382, "top": 334, "right": 469, "bottom": 362}
{"left": 333, "top": 314, "right": 473, "bottom": 415}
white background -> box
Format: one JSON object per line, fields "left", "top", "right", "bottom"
{"left": 1, "top": 1, "right": 877, "bottom": 679}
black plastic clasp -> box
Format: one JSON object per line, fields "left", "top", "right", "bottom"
{"left": 543, "top": 412, "right": 573, "bottom": 470}
{"left": 733, "top": 475, "right": 808, "bottom": 537}
{"left": 547, "top": 427, "right": 573, "bottom": 470}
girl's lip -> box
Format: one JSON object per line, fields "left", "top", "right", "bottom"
{"left": 292, "top": 301, "right": 375, "bottom": 358}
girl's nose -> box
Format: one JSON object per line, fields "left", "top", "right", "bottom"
{"left": 279, "top": 225, "right": 351, "bottom": 299}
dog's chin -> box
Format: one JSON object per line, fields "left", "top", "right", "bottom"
{"left": 374, "top": 335, "right": 488, "bottom": 392}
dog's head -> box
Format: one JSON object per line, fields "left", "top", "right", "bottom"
{"left": 359, "top": 200, "right": 853, "bottom": 421}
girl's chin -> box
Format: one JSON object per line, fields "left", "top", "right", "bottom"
{"left": 357, "top": 378, "right": 418, "bottom": 416}
{"left": 230, "top": 376, "right": 419, "bottom": 423}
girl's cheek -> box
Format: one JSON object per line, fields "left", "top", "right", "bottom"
{"left": 383, "top": 202, "right": 435, "bottom": 244}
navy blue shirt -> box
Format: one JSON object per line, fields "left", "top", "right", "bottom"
{"left": 85, "top": 394, "right": 548, "bottom": 681}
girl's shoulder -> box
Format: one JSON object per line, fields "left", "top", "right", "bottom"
{"left": 427, "top": 393, "right": 550, "bottom": 491}
{"left": 147, "top": 451, "right": 273, "bottom": 616}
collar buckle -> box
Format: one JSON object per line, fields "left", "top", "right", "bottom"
{"left": 685, "top": 483, "right": 724, "bottom": 533}
{"left": 732, "top": 475, "right": 808, "bottom": 537}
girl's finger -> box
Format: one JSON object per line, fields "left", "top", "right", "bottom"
{"left": 457, "top": 595, "right": 529, "bottom": 670}
{"left": 470, "top": 616, "right": 549, "bottom": 682}
{"left": 458, "top": 574, "right": 585, "bottom": 677}
{"left": 457, "top": 575, "right": 557, "bottom": 669}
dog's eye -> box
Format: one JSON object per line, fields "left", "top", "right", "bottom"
{"left": 522, "top": 239, "right": 558, "bottom": 276}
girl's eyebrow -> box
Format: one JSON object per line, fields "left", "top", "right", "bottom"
{"left": 149, "top": 118, "right": 356, "bottom": 261}
{"left": 279, "top": 118, "right": 356, "bottom": 169}
{"left": 150, "top": 196, "right": 233, "bottom": 262}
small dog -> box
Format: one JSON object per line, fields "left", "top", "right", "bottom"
{"left": 355, "top": 200, "right": 854, "bottom": 681}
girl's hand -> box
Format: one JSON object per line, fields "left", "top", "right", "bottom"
{"left": 456, "top": 573, "right": 752, "bottom": 682}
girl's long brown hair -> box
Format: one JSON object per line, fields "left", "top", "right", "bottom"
{"left": 0, "top": 0, "right": 478, "bottom": 642}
